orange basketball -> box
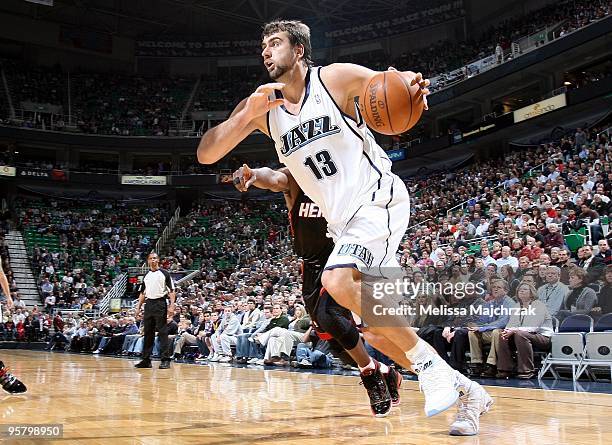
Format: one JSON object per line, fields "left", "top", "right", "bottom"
{"left": 359, "top": 70, "right": 425, "bottom": 135}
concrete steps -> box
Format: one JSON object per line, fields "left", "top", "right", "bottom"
{"left": 4, "top": 230, "right": 41, "bottom": 308}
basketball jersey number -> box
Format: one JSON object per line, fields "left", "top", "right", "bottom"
{"left": 304, "top": 150, "right": 338, "bottom": 180}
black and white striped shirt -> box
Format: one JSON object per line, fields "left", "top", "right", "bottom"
{"left": 142, "top": 269, "right": 174, "bottom": 300}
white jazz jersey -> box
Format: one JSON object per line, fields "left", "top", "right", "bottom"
{"left": 268, "top": 66, "right": 394, "bottom": 226}
{"left": 268, "top": 66, "right": 411, "bottom": 275}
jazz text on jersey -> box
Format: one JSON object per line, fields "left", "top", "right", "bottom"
{"left": 280, "top": 115, "right": 340, "bottom": 156}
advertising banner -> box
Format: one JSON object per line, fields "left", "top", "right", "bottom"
{"left": 0, "top": 165, "right": 16, "bottom": 177}
{"left": 121, "top": 175, "right": 167, "bottom": 186}
{"left": 513, "top": 94, "right": 566, "bottom": 123}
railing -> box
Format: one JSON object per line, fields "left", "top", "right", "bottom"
{"left": 405, "top": 218, "right": 432, "bottom": 234}
{"left": 169, "top": 119, "right": 196, "bottom": 133}
{"left": 599, "top": 126, "right": 612, "bottom": 138}
{"left": 0, "top": 67, "right": 14, "bottom": 118}
{"left": 429, "top": 16, "right": 608, "bottom": 94}
{"left": 180, "top": 76, "right": 202, "bottom": 124}
{"left": 99, "top": 272, "right": 127, "bottom": 315}
{"left": 176, "top": 269, "right": 202, "bottom": 285}
{"left": 141, "top": 206, "right": 181, "bottom": 273}
{"left": 445, "top": 181, "right": 504, "bottom": 216}
{"left": 438, "top": 234, "right": 499, "bottom": 249}
{"left": 510, "top": 21, "right": 563, "bottom": 58}
{"left": 237, "top": 245, "right": 257, "bottom": 266}
{"left": 8, "top": 108, "right": 80, "bottom": 130}
{"left": 445, "top": 155, "right": 560, "bottom": 216}
{"left": 51, "top": 307, "right": 101, "bottom": 318}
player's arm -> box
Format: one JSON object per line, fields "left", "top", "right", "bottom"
{"left": 320, "top": 63, "right": 430, "bottom": 117}
{"left": 196, "top": 83, "right": 285, "bottom": 165}
{"left": 0, "top": 262, "right": 12, "bottom": 309}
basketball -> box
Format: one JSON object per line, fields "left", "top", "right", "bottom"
{"left": 360, "top": 70, "right": 425, "bottom": 135}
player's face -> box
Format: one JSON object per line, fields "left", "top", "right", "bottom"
{"left": 261, "top": 32, "right": 297, "bottom": 80}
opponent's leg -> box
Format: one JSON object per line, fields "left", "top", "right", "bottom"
{"left": 322, "top": 267, "right": 460, "bottom": 417}
{"left": 315, "top": 292, "right": 391, "bottom": 417}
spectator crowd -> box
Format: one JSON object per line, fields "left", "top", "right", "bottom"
{"left": 1, "top": 118, "right": 609, "bottom": 381}
{"left": 1, "top": 0, "right": 609, "bottom": 136}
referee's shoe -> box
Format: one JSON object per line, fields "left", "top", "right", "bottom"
{"left": 159, "top": 359, "right": 171, "bottom": 369}
{"left": 134, "top": 359, "right": 152, "bottom": 369}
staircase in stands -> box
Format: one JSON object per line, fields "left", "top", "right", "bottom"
{"left": 4, "top": 230, "right": 41, "bottom": 308}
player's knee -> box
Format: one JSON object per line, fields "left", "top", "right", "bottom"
{"left": 315, "top": 293, "right": 360, "bottom": 350}
{"left": 321, "top": 268, "right": 357, "bottom": 307}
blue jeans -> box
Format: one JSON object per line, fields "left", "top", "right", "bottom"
{"left": 196, "top": 337, "right": 209, "bottom": 356}
{"left": 97, "top": 337, "right": 111, "bottom": 351}
{"left": 133, "top": 337, "right": 144, "bottom": 354}
{"left": 152, "top": 337, "right": 160, "bottom": 357}
{"left": 296, "top": 343, "right": 333, "bottom": 368}
{"left": 123, "top": 335, "right": 141, "bottom": 352}
{"left": 47, "top": 332, "right": 67, "bottom": 349}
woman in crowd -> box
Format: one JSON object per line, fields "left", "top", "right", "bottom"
{"left": 494, "top": 283, "right": 553, "bottom": 379}
{"left": 559, "top": 268, "right": 598, "bottom": 320}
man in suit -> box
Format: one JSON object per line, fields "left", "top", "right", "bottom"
{"left": 579, "top": 245, "right": 605, "bottom": 284}
{"left": 537, "top": 266, "right": 569, "bottom": 317}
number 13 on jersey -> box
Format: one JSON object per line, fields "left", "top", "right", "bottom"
{"left": 303, "top": 149, "right": 338, "bottom": 180}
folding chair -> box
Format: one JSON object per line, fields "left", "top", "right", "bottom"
{"left": 538, "top": 314, "right": 593, "bottom": 381}
{"left": 576, "top": 314, "right": 612, "bottom": 381}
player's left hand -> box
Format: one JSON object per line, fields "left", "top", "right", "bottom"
{"left": 232, "top": 164, "right": 257, "bottom": 192}
{"left": 388, "top": 67, "right": 430, "bottom": 110}
{"left": 5, "top": 297, "right": 13, "bottom": 310}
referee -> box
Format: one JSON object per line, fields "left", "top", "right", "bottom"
{"left": 134, "top": 252, "right": 176, "bottom": 369}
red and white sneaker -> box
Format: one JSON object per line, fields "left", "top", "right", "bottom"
{"left": 360, "top": 361, "right": 392, "bottom": 417}
{"left": 0, "top": 361, "right": 27, "bottom": 394}
{"left": 383, "top": 366, "right": 402, "bottom": 406}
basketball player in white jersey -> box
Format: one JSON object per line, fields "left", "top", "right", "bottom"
{"left": 198, "top": 20, "right": 491, "bottom": 435}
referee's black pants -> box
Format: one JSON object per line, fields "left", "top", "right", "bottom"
{"left": 142, "top": 298, "right": 171, "bottom": 361}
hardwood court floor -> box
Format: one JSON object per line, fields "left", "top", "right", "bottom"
{"left": 1, "top": 350, "right": 611, "bottom": 445}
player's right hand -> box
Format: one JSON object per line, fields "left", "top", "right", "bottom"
{"left": 233, "top": 164, "right": 257, "bottom": 192}
{"left": 5, "top": 297, "right": 13, "bottom": 310}
{"left": 243, "top": 83, "right": 285, "bottom": 120}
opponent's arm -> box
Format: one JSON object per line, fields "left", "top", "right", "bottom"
{"left": 233, "top": 165, "right": 290, "bottom": 193}
{"left": 233, "top": 165, "right": 301, "bottom": 210}
{"left": 196, "top": 83, "right": 285, "bottom": 165}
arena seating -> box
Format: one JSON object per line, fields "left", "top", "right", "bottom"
{"left": 0, "top": 0, "right": 608, "bottom": 137}
{"left": 12, "top": 199, "right": 170, "bottom": 313}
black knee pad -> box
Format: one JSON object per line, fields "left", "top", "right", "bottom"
{"left": 314, "top": 290, "right": 360, "bottom": 351}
